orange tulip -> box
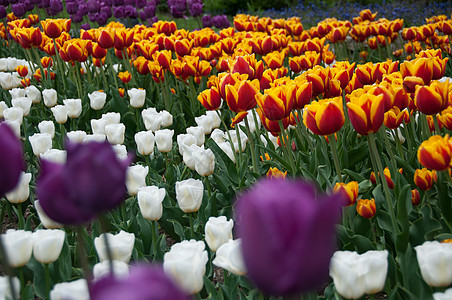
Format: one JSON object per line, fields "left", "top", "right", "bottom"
{"left": 414, "top": 168, "right": 437, "bottom": 191}
{"left": 333, "top": 181, "right": 359, "bottom": 206}
{"left": 118, "top": 88, "right": 125, "bottom": 97}
{"left": 197, "top": 87, "right": 222, "bottom": 111}
{"left": 15, "top": 65, "right": 28, "bottom": 77}
{"left": 417, "top": 135, "right": 452, "bottom": 171}
{"left": 259, "top": 67, "right": 288, "bottom": 90}
{"left": 134, "top": 56, "right": 150, "bottom": 75}
{"left": 225, "top": 79, "right": 260, "bottom": 113}
{"left": 356, "top": 199, "right": 376, "bottom": 219}
{"left": 303, "top": 96, "right": 344, "bottom": 136}
{"left": 415, "top": 80, "right": 449, "bottom": 115}
{"left": 266, "top": 167, "right": 287, "bottom": 180}
{"left": 347, "top": 93, "right": 385, "bottom": 135}
{"left": 403, "top": 75, "right": 425, "bottom": 94}
{"left": 370, "top": 167, "right": 394, "bottom": 189}
{"left": 153, "top": 20, "right": 177, "bottom": 36}
{"left": 218, "top": 72, "right": 248, "bottom": 99}
{"left": 249, "top": 36, "right": 274, "bottom": 55}
{"left": 118, "top": 71, "right": 131, "bottom": 84}
{"left": 384, "top": 107, "right": 408, "bottom": 129}
{"left": 33, "top": 69, "right": 56, "bottom": 82}
{"left": 438, "top": 107, "right": 452, "bottom": 130}
{"left": 256, "top": 84, "right": 295, "bottom": 121}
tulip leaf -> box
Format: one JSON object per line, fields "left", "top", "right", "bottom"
{"left": 346, "top": 144, "right": 369, "bottom": 171}
{"left": 203, "top": 275, "right": 218, "bottom": 298}
{"left": 395, "top": 184, "right": 411, "bottom": 253}
{"left": 27, "top": 257, "right": 47, "bottom": 300}
{"left": 409, "top": 205, "right": 443, "bottom": 246}
{"left": 342, "top": 168, "right": 367, "bottom": 183}
{"left": 168, "top": 218, "right": 186, "bottom": 240}
{"left": 137, "top": 214, "right": 153, "bottom": 254}
{"left": 206, "top": 139, "right": 238, "bottom": 184}
{"left": 435, "top": 233, "right": 452, "bottom": 241}
{"left": 336, "top": 225, "right": 374, "bottom": 253}
{"left": 54, "top": 239, "right": 72, "bottom": 282}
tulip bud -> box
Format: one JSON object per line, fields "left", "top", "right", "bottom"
{"left": 88, "top": 91, "right": 107, "bottom": 111}
{"left": 194, "top": 147, "right": 215, "bottom": 176}
{"left": 126, "top": 165, "right": 149, "bottom": 196}
{"left": 414, "top": 168, "right": 437, "bottom": 191}
{"left": 134, "top": 131, "right": 155, "bottom": 156}
{"left": 42, "top": 88, "right": 58, "bottom": 107}
{"left": 1, "top": 229, "right": 33, "bottom": 268}
{"left": 127, "top": 88, "right": 146, "bottom": 108}
{"left": 32, "top": 229, "right": 65, "bottom": 264}
{"left": 5, "top": 171, "right": 31, "bottom": 203}
{"left": 204, "top": 216, "right": 234, "bottom": 252}
{"left": 417, "top": 135, "right": 452, "bottom": 171}
{"left": 25, "top": 85, "right": 41, "bottom": 103}
{"left": 332, "top": 181, "right": 359, "bottom": 206}
{"left": 63, "top": 99, "right": 82, "bottom": 119}
{"left": 29, "top": 133, "right": 52, "bottom": 157}
{"left": 105, "top": 123, "right": 126, "bottom": 145}
{"left": 93, "top": 260, "right": 130, "bottom": 281}
{"left": 175, "top": 178, "right": 204, "bottom": 213}
{"left": 137, "top": 186, "right": 165, "bottom": 221}
{"left": 34, "top": 200, "right": 63, "bottom": 229}
{"left": 186, "top": 126, "right": 205, "bottom": 146}
{"left": 356, "top": 198, "right": 377, "bottom": 219}
{"left": 0, "top": 276, "right": 20, "bottom": 299}
{"left": 213, "top": 239, "right": 247, "bottom": 276}
{"left": 155, "top": 129, "right": 174, "bottom": 153}
{"left": 415, "top": 241, "right": 452, "bottom": 287}
{"left": 51, "top": 105, "right": 68, "bottom": 124}
{"left": 94, "top": 231, "right": 135, "bottom": 263}
{"left": 411, "top": 189, "right": 421, "bottom": 206}
{"left": 38, "top": 121, "right": 55, "bottom": 139}
{"left": 50, "top": 279, "right": 89, "bottom": 300}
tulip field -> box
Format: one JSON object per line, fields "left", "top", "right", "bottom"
{"left": 2, "top": 0, "right": 452, "bottom": 299}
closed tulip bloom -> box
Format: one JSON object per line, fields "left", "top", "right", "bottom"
{"left": 12, "top": 97, "right": 32, "bottom": 116}
{"left": 186, "top": 126, "right": 205, "bottom": 146}
{"left": 205, "top": 216, "right": 234, "bottom": 252}
{"left": 1, "top": 229, "right": 33, "bottom": 268}
{"left": 32, "top": 229, "right": 65, "bottom": 264}
{"left": 67, "top": 131, "right": 87, "bottom": 144}
{"left": 257, "top": 84, "right": 295, "bottom": 121}
{"left": 43, "top": 88, "right": 58, "bottom": 107}
{"left": 3, "top": 107, "right": 24, "bottom": 126}
{"left": 97, "top": 29, "right": 115, "bottom": 49}
{"left": 198, "top": 87, "right": 222, "bottom": 110}
{"left": 93, "top": 260, "right": 130, "bottom": 281}
{"left": 63, "top": 99, "right": 82, "bottom": 118}
{"left": 384, "top": 107, "right": 407, "bottom": 129}
{"left": 177, "top": 133, "right": 197, "bottom": 156}
{"left": 369, "top": 167, "right": 395, "bottom": 189}
{"left": 195, "top": 115, "right": 214, "bottom": 135}
{"left": 127, "top": 88, "right": 146, "bottom": 108}
{"left": 194, "top": 148, "right": 215, "bottom": 176}
{"left": 415, "top": 80, "right": 449, "bottom": 115}
{"left": 356, "top": 198, "right": 376, "bottom": 219}
{"left": 417, "top": 135, "right": 452, "bottom": 171}
{"left": 117, "top": 71, "right": 131, "bottom": 84}
{"left": 94, "top": 231, "right": 135, "bottom": 263}
{"left": 126, "top": 165, "right": 149, "bottom": 196}
{"left": 303, "top": 96, "right": 344, "bottom": 136}
{"left": 415, "top": 241, "right": 452, "bottom": 287}
{"left": 41, "top": 149, "right": 67, "bottom": 165}
{"left": 163, "top": 240, "right": 209, "bottom": 294}
{"left": 400, "top": 57, "right": 433, "bottom": 86}
{"left": 347, "top": 93, "right": 385, "bottom": 135}
{"left": 155, "top": 129, "right": 174, "bottom": 153}
{"left": 134, "top": 131, "right": 155, "bottom": 156}
{"left": 183, "top": 144, "right": 202, "bottom": 170}
{"left": 37, "top": 141, "right": 129, "bottom": 225}
{"left": 0, "top": 122, "right": 24, "bottom": 196}
{"left": 5, "top": 171, "right": 31, "bottom": 204}
{"left": 333, "top": 181, "right": 359, "bottom": 206}
{"left": 137, "top": 186, "right": 165, "bottom": 221}
{"left": 225, "top": 79, "right": 260, "bottom": 113}
{"left": 433, "top": 287, "right": 452, "bottom": 300}
{"left": 236, "top": 178, "right": 341, "bottom": 296}
{"left": 88, "top": 91, "right": 107, "bottom": 111}
{"left": 213, "top": 239, "right": 247, "bottom": 276}
{"left": 105, "top": 123, "right": 126, "bottom": 145}
{"left": 159, "top": 110, "right": 173, "bottom": 128}
{"left": 414, "top": 168, "right": 437, "bottom": 191}
{"left": 0, "top": 276, "right": 20, "bottom": 300}
{"left": 34, "top": 201, "right": 63, "bottom": 229}
{"left": 51, "top": 105, "right": 68, "bottom": 124}
{"left": 411, "top": 189, "right": 421, "bottom": 206}
{"left": 29, "top": 133, "right": 52, "bottom": 157}
{"left": 50, "top": 279, "right": 89, "bottom": 300}
{"left": 293, "top": 81, "right": 312, "bottom": 110}
{"left": 38, "top": 121, "right": 55, "bottom": 139}
{"left": 175, "top": 178, "right": 204, "bottom": 213}
{"left": 329, "top": 250, "right": 388, "bottom": 299}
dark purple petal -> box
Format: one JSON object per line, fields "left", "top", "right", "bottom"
{"left": 0, "top": 122, "right": 24, "bottom": 196}
{"left": 0, "top": 6, "right": 6, "bottom": 19}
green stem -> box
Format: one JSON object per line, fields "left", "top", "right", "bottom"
{"left": 19, "top": 268, "right": 24, "bottom": 300}
{"left": 244, "top": 116, "right": 259, "bottom": 174}
{"left": 393, "top": 128, "right": 405, "bottom": 160}
{"left": 189, "top": 213, "right": 195, "bottom": 239}
{"left": 44, "top": 263, "right": 50, "bottom": 300}
{"left": 0, "top": 202, "right": 18, "bottom": 300}
{"left": 204, "top": 176, "right": 216, "bottom": 217}
{"left": 75, "top": 62, "right": 84, "bottom": 99}
{"left": 433, "top": 115, "right": 441, "bottom": 134}
{"left": 278, "top": 120, "right": 296, "bottom": 175}
{"left": 106, "top": 50, "right": 119, "bottom": 91}
{"left": 328, "top": 134, "right": 343, "bottom": 182}
{"left": 16, "top": 203, "right": 24, "bottom": 230}
{"left": 151, "top": 220, "right": 158, "bottom": 258}
{"left": 75, "top": 226, "right": 93, "bottom": 282}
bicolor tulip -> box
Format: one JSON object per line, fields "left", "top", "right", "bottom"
{"left": 303, "top": 96, "right": 344, "bottom": 136}
{"left": 225, "top": 79, "right": 260, "bottom": 113}
{"left": 400, "top": 57, "right": 434, "bottom": 86}
{"left": 41, "top": 19, "right": 70, "bottom": 39}
{"left": 414, "top": 168, "right": 437, "bottom": 191}
{"left": 347, "top": 93, "right": 385, "bottom": 135}
{"left": 197, "top": 87, "right": 222, "bottom": 111}
{"left": 333, "top": 181, "right": 359, "bottom": 206}
{"left": 384, "top": 107, "right": 408, "bottom": 129}
{"left": 356, "top": 198, "right": 376, "bottom": 219}
{"left": 415, "top": 80, "right": 449, "bottom": 115}
{"left": 256, "top": 84, "right": 295, "bottom": 121}
{"left": 417, "top": 135, "right": 452, "bottom": 171}
{"left": 411, "top": 189, "right": 421, "bottom": 206}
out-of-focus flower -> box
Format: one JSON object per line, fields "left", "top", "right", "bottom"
{"left": 332, "top": 181, "right": 359, "bottom": 206}
{"left": 0, "top": 276, "right": 20, "bottom": 300}
{"left": 175, "top": 178, "right": 203, "bottom": 213}
{"left": 50, "top": 279, "right": 89, "bottom": 300}
{"left": 205, "top": 216, "right": 234, "bottom": 252}
{"left": 213, "top": 239, "right": 247, "bottom": 276}
{"left": 356, "top": 198, "right": 376, "bottom": 219}
{"left": 236, "top": 178, "right": 341, "bottom": 296}
{"left": 417, "top": 135, "right": 452, "bottom": 171}
{"left": 32, "top": 229, "right": 65, "bottom": 264}
{"left": 414, "top": 168, "right": 437, "bottom": 191}
{"left": 37, "top": 141, "right": 130, "bottom": 225}
{"left": 411, "top": 189, "right": 421, "bottom": 206}
{"left": 0, "top": 122, "right": 24, "bottom": 196}
{"left": 92, "top": 260, "right": 129, "bottom": 281}
{"left": 266, "top": 167, "right": 287, "bottom": 179}
{"left": 1, "top": 229, "right": 33, "bottom": 268}
{"left": 415, "top": 241, "right": 452, "bottom": 287}
{"left": 34, "top": 200, "right": 63, "bottom": 229}
{"left": 94, "top": 231, "right": 135, "bottom": 263}
{"left": 329, "top": 250, "right": 388, "bottom": 299}
{"left": 5, "top": 171, "right": 31, "bottom": 203}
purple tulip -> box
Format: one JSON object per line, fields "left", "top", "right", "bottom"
{"left": 8, "top": 0, "right": 18, "bottom": 4}
{"left": 187, "top": 0, "right": 202, "bottom": 17}
{"left": 79, "top": 3, "right": 88, "bottom": 14}
{"left": 88, "top": 12, "right": 97, "bottom": 22}
{"left": 90, "top": 264, "right": 190, "bottom": 300}
{"left": 112, "top": 0, "right": 123, "bottom": 5}
{"left": 100, "top": 6, "right": 112, "bottom": 18}
{"left": 24, "top": 0, "right": 34, "bottom": 12}
{"left": 212, "top": 15, "right": 230, "bottom": 29}
{"left": 123, "top": 0, "right": 134, "bottom": 4}
{"left": 0, "top": 6, "right": 6, "bottom": 19}
{"left": 38, "top": 0, "right": 49, "bottom": 8}
{"left": 101, "top": 0, "right": 112, "bottom": 6}
{"left": 113, "top": 6, "right": 124, "bottom": 18}
{"left": 48, "top": 0, "right": 63, "bottom": 14}
{"left": 71, "top": 12, "right": 83, "bottom": 23}
{"left": 135, "top": 0, "right": 146, "bottom": 8}
{"left": 143, "top": 4, "right": 156, "bottom": 18}
{"left": 96, "top": 12, "right": 108, "bottom": 25}
{"left": 88, "top": 0, "right": 100, "bottom": 13}
{"left": 124, "top": 5, "right": 137, "bottom": 18}
{"left": 167, "top": 0, "right": 185, "bottom": 18}
{"left": 0, "top": 122, "right": 24, "bottom": 197}
{"left": 37, "top": 141, "right": 130, "bottom": 225}
{"left": 235, "top": 178, "right": 342, "bottom": 297}
{"left": 201, "top": 14, "right": 212, "bottom": 27}
{"left": 11, "top": 3, "right": 25, "bottom": 17}
{"left": 81, "top": 23, "right": 91, "bottom": 30}
{"left": 66, "top": 1, "right": 78, "bottom": 14}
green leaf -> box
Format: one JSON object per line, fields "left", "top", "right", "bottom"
{"left": 137, "top": 214, "right": 153, "bottom": 254}
{"left": 27, "top": 258, "right": 46, "bottom": 299}
{"left": 168, "top": 219, "right": 185, "bottom": 240}
{"left": 395, "top": 184, "right": 411, "bottom": 253}
{"left": 203, "top": 275, "right": 218, "bottom": 298}
{"left": 337, "top": 225, "right": 374, "bottom": 253}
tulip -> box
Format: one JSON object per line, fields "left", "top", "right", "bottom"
{"left": 414, "top": 168, "right": 437, "bottom": 191}
{"left": 42, "top": 88, "right": 58, "bottom": 107}
{"left": 88, "top": 91, "right": 107, "bottom": 111}
{"left": 177, "top": 133, "right": 197, "bottom": 156}
{"left": 332, "top": 181, "right": 359, "bottom": 206}
{"left": 205, "top": 216, "right": 234, "bottom": 252}
{"left": 32, "top": 229, "right": 65, "bottom": 264}
{"left": 329, "top": 250, "right": 388, "bottom": 299}
{"left": 175, "top": 178, "right": 204, "bottom": 213}
{"left": 50, "top": 279, "right": 89, "bottom": 300}
{"left": 5, "top": 171, "right": 31, "bottom": 204}
{"left": 257, "top": 84, "right": 295, "bottom": 121}
{"left": 41, "top": 19, "right": 70, "bottom": 39}
{"left": 224, "top": 79, "right": 260, "bottom": 113}
{"left": 213, "top": 239, "right": 247, "bottom": 276}
{"left": 1, "top": 229, "right": 33, "bottom": 268}
{"left": 195, "top": 115, "right": 214, "bottom": 135}
{"left": 92, "top": 260, "right": 129, "bottom": 281}
{"left": 67, "top": 131, "right": 87, "bottom": 144}
{"left": 3, "top": 107, "right": 24, "bottom": 126}
{"left": 415, "top": 80, "right": 449, "bottom": 115}
{"left": 198, "top": 87, "right": 222, "bottom": 111}
{"left": 12, "top": 97, "right": 32, "bottom": 117}
{"left": 41, "top": 149, "right": 67, "bottom": 165}
{"left": 303, "top": 96, "right": 344, "bottom": 136}
{"left": 127, "top": 88, "right": 146, "bottom": 108}
{"left": 155, "top": 129, "right": 174, "bottom": 153}
{"left": 37, "top": 141, "right": 129, "bottom": 225}
{"left": 51, "top": 105, "right": 68, "bottom": 124}
{"left": 194, "top": 147, "right": 215, "bottom": 176}
{"left": 0, "top": 276, "right": 20, "bottom": 300}
{"left": 163, "top": 240, "right": 208, "bottom": 294}
{"left": 356, "top": 198, "right": 376, "bottom": 219}
{"left": 63, "top": 99, "right": 82, "bottom": 118}
{"left": 411, "top": 189, "right": 421, "bottom": 206}
{"left": 186, "top": 126, "right": 205, "bottom": 146}
{"left": 0, "top": 122, "right": 24, "bottom": 196}
{"left": 105, "top": 123, "right": 126, "bottom": 145}
{"left": 236, "top": 178, "right": 341, "bottom": 296}
{"left": 137, "top": 186, "right": 165, "bottom": 221}
{"left": 117, "top": 71, "right": 131, "bottom": 84}
{"left": 134, "top": 131, "right": 155, "bottom": 156}
{"left": 418, "top": 135, "right": 452, "bottom": 171}
{"left": 94, "top": 231, "right": 135, "bottom": 263}
{"left": 347, "top": 93, "right": 385, "bottom": 135}
{"left": 400, "top": 57, "right": 433, "bottom": 86}
{"left": 126, "top": 165, "right": 149, "bottom": 196}
{"left": 34, "top": 201, "right": 63, "bottom": 229}
{"left": 29, "top": 133, "right": 53, "bottom": 157}
{"left": 384, "top": 107, "right": 408, "bottom": 129}
{"left": 415, "top": 241, "right": 452, "bottom": 287}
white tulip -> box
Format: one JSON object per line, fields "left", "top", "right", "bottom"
{"left": 102, "top": 112, "right": 121, "bottom": 125}
{"left": 4, "top": 120, "right": 21, "bottom": 138}
{"left": 91, "top": 118, "right": 107, "bottom": 135}
{"left": 155, "top": 129, "right": 174, "bottom": 153}
{"left": 217, "top": 142, "right": 236, "bottom": 163}
{"left": 94, "top": 231, "right": 135, "bottom": 263}
{"left": 415, "top": 241, "right": 452, "bottom": 287}
{"left": 93, "top": 260, "right": 130, "bottom": 281}
{"left": 163, "top": 239, "right": 208, "bottom": 294}
{"left": 182, "top": 144, "right": 201, "bottom": 170}
{"left": 38, "top": 120, "right": 55, "bottom": 139}
{"left": 210, "top": 129, "right": 225, "bottom": 144}
{"left": 195, "top": 115, "right": 213, "bottom": 135}
{"left": 159, "top": 110, "right": 173, "bottom": 127}
{"left": 83, "top": 133, "right": 106, "bottom": 143}
{"left": 66, "top": 130, "right": 87, "bottom": 144}
{"left": 228, "top": 129, "right": 247, "bottom": 153}
{"left": 186, "top": 126, "right": 205, "bottom": 146}
{"left": 12, "top": 97, "right": 31, "bottom": 116}
{"left": 1, "top": 229, "right": 33, "bottom": 268}
{"left": 194, "top": 147, "right": 215, "bottom": 176}
{"left": 213, "top": 239, "right": 247, "bottom": 276}
{"left": 206, "top": 110, "right": 221, "bottom": 129}
{"left": 126, "top": 165, "right": 149, "bottom": 196}
{"left": 175, "top": 178, "right": 204, "bottom": 213}
{"left": 29, "top": 133, "right": 52, "bottom": 156}
{"left": 50, "top": 279, "right": 89, "bottom": 300}
{"left": 177, "top": 133, "right": 197, "bottom": 155}
{"left": 9, "top": 88, "right": 25, "bottom": 99}
{"left": 5, "top": 172, "right": 31, "bottom": 204}
{"left": 205, "top": 216, "right": 234, "bottom": 252}
{"left": 105, "top": 123, "right": 126, "bottom": 145}
{"left": 112, "top": 144, "right": 128, "bottom": 161}
{"left": 0, "top": 101, "right": 8, "bottom": 118}
{"left": 25, "top": 85, "right": 41, "bottom": 103}
{"left": 34, "top": 201, "right": 63, "bottom": 229}
{"left": 137, "top": 186, "right": 165, "bottom": 221}
{"left": 3, "top": 107, "right": 23, "bottom": 125}
{"left": 32, "top": 229, "right": 65, "bottom": 264}
{"left": 128, "top": 88, "right": 146, "bottom": 108}
{"left": 0, "top": 276, "right": 20, "bottom": 300}
{"left": 42, "top": 88, "right": 58, "bottom": 107}
{"left": 88, "top": 90, "right": 107, "bottom": 110}
{"left": 51, "top": 105, "right": 68, "bottom": 124}
{"left": 142, "top": 107, "right": 162, "bottom": 132}
{"left": 63, "top": 99, "right": 82, "bottom": 118}
{"left": 0, "top": 73, "right": 18, "bottom": 90}
{"left": 41, "top": 149, "right": 67, "bottom": 164}
{"left": 134, "top": 131, "right": 155, "bottom": 156}
{"left": 433, "top": 287, "right": 452, "bottom": 300}
{"left": 329, "top": 250, "right": 388, "bottom": 299}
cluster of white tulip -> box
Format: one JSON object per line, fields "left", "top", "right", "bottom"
{"left": 0, "top": 57, "right": 32, "bottom": 90}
